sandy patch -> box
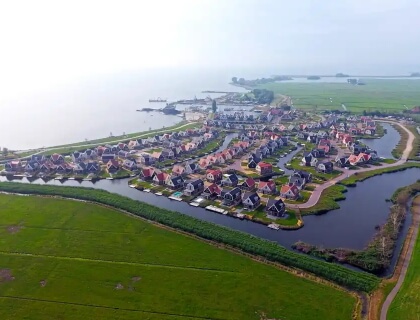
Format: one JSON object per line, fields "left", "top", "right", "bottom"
{"left": 115, "top": 283, "right": 124, "bottom": 290}
{"left": 40, "top": 280, "right": 47, "bottom": 287}
{"left": 131, "top": 276, "right": 141, "bottom": 282}
{"left": 6, "top": 225, "right": 23, "bottom": 234}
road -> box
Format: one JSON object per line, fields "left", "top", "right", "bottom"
{"left": 290, "top": 120, "right": 415, "bottom": 209}
{"left": 380, "top": 198, "right": 420, "bottom": 320}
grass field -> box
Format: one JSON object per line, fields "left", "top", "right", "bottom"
{"left": 258, "top": 79, "right": 420, "bottom": 112}
{"left": 388, "top": 197, "right": 420, "bottom": 320}
{"left": 0, "top": 194, "right": 356, "bottom": 320}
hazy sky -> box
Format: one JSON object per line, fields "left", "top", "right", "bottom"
{"left": 1, "top": 0, "right": 419, "bottom": 92}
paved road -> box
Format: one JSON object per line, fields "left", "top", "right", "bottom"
{"left": 380, "top": 200, "right": 420, "bottom": 320}
{"left": 289, "top": 120, "right": 415, "bottom": 209}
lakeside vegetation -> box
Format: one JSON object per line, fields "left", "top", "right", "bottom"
{"left": 388, "top": 196, "right": 420, "bottom": 320}
{"left": 0, "top": 194, "right": 356, "bottom": 320}
{"left": 0, "top": 182, "right": 380, "bottom": 292}
{"left": 300, "top": 185, "right": 347, "bottom": 215}
{"left": 257, "top": 79, "right": 420, "bottom": 112}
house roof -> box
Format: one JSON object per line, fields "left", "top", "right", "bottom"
{"left": 242, "top": 177, "right": 256, "bottom": 188}
{"left": 257, "top": 162, "right": 272, "bottom": 168}
{"left": 242, "top": 192, "right": 260, "bottom": 204}
{"left": 280, "top": 184, "right": 299, "bottom": 196}
{"left": 106, "top": 159, "right": 119, "bottom": 168}
{"left": 206, "top": 169, "right": 222, "bottom": 176}
{"left": 172, "top": 165, "right": 185, "bottom": 174}
{"left": 258, "top": 181, "right": 276, "bottom": 190}
{"left": 154, "top": 172, "right": 167, "bottom": 181}
{"left": 222, "top": 187, "right": 241, "bottom": 196}
{"left": 142, "top": 167, "right": 155, "bottom": 177}
{"left": 189, "top": 179, "right": 204, "bottom": 187}
{"left": 266, "top": 199, "right": 285, "bottom": 212}
{"left": 204, "top": 183, "right": 222, "bottom": 195}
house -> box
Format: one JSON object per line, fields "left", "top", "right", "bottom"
{"left": 128, "top": 140, "right": 141, "bottom": 150}
{"left": 240, "top": 177, "right": 256, "bottom": 190}
{"left": 118, "top": 150, "right": 130, "bottom": 159}
{"left": 86, "top": 162, "right": 100, "bottom": 173}
{"left": 72, "top": 151, "right": 86, "bottom": 163}
{"left": 301, "top": 152, "right": 318, "bottom": 167}
{"left": 184, "top": 179, "right": 205, "bottom": 196}
{"left": 172, "top": 165, "right": 185, "bottom": 176}
{"left": 199, "top": 158, "right": 210, "bottom": 170}
{"left": 50, "top": 153, "right": 64, "bottom": 164}
{"left": 56, "top": 163, "right": 73, "bottom": 174}
{"left": 242, "top": 192, "right": 261, "bottom": 210}
{"left": 280, "top": 184, "right": 300, "bottom": 200}
{"left": 4, "top": 160, "right": 23, "bottom": 173}
{"left": 248, "top": 155, "right": 260, "bottom": 169}
{"left": 152, "top": 171, "right": 168, "bottom": 185}
{"left": 151, "top": 152, "right": 164, "bottom": 162}
{"left": 288, "top": 175, "right": 306, "bottom": 190}
{"left": 102, "top": 153, "right": 116, "bottom": 162}
{"left": 335, "top": 156, "right": 349, "bottom": 168}
{"left": 265, "top": 199, "right": 286, "bottom": 217}
{"left": 161, "top": 149, "right": 175, "bottom": 159}
{"left": 206, "top": 169, "right": 223, "bottom": 182}
{"left": 141, "top": 167, "right": 155, "bottom": 180}
{"left": 317, "top": 161, "right": 334, "bottom": 173}
{"left": 73, "top": 162, "right": 87, "bottom": 175}
{"left": 165, "top": 175, "right": 184, "bottom": 189}
{"left": 221, "top": 173, "right": 239, "bottom": 187}
{"left": 293, "top": 170, "right": 312, "bottom": 183}
{"left": 123, "top": 159, "right": 138, "bottom": 171}
{"left": 348, "top": 154, "right": 360, "bottom": 166}
{"left": 24, "top": 161, "right": 39, "bottom": 172}
{"left": 257, "top": 181, "right": 277, "bottom": 194}
{"left": 185, "top": 162, "right": 198, "bottom": 174}
{"left": 202, "top": 183, "right": 222, "bottom": 199}
{"left": 206, "top": 154, "right": 218, "bottom": 165}
{"left": 31, "top": 154, "right": 45, "bottom": 163}
{"left": 139, "top": 153, "right": 154, "bottom": 165}
{"left": 118, "top": 143, "right": 129, "bottom": 151}
{"left": 106, "top": 159, "right": 119, "bottom": 173}
{"left": 40, "top": 161, "right": 55, "bottom": 173}
{"left": 311, "top": 149, "right": 325, "bottom": 158}
{"left": 357, "top": 153, "right": 372, "bottom": 164}
{"left": 255, "top": 162, "right": 273, "bottom": 175}
{"left": 221, "top": 187, "right": 242, "bottom": 206}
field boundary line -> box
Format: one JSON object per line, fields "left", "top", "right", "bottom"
{"left": 0, "top": 251, "right": 240, "bottom": 274}
{"left": 0, "top": 295, "right": 222, "bottom": 320}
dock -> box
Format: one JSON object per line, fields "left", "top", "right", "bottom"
{"left": 205, "top": 205, "right": 228, "bottom": 215}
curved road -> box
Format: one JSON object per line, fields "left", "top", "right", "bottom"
{"left": 380, "top": 201, "right": 420, "bottom": 320}
{"left": 289, "top": 120, "right": 414, "bottom": 209}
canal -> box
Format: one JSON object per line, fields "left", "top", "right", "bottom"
{"left": 360, "top": 122, "right": 399, "bottom": 159}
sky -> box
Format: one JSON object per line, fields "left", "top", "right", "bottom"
{"left": 0, "top": 0, "right": 419, "bottom": 94}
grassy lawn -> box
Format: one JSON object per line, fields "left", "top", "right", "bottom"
{"left": 300, "top": 185, "right": 347, "bottom": 215}
{"left": 249, "top": 206, "right": 299, "bottom": 226}
{"left": 0, "top": 194, "right": 356, "bottom": 319}
{"left": 257, "top": 79, "right": 420, "bottom": 112}
{"left": 289, "top": 158, "right": 342, "bottom": 181}
{"left": 284, "top": 190, "right": 311, "bottom": 204}
{"left": 388, "top": 197, "right": 420, "bottom": 319}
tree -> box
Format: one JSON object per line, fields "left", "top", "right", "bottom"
{"left": 231, "top": 77, "right": 237, "bottom": 83}
{"left": 212, "top": 100, "right": 217, "bottom": 113}
{"left": 2, "top": 147, "right": 8, "bottom": 156}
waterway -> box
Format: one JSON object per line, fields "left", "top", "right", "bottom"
{"left": 360, "top": 122, "right": 399, "bottom": 159}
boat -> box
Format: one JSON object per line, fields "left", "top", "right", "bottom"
{"left": 189, "top": 202, "right": 200, "bottom": 207}
{"left": 144, "top": 189, "right": 151, "bottom": 193}
{"left": 149, "top": 97, "right": 167, "bottom": 103}
{"left": 129, "top": 184, "right": 136, "bottom": 188}
{"left": 155, "top": 192, "right": 163, "bottom": 196}
{"left": 161, "top": 103, "right": 181, "bottom": 115}
{"left": 268, "top": 223, "right": 280, "bottom": 230}
{"left": 106, "top": 177, "right": 114, "bottom": 180}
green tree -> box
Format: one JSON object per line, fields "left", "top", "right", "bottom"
{"left": 2, "top": 147, "right": 8, "bottom": 156}
{"left": 231, "top": 77, "right": 237, "bottom": 83}
{"left": 212, "top": 100, "right": 217, "bottom": 113}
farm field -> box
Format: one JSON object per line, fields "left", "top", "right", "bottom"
{"left": 0, "top": 194, "right": 356, "bottom": 320}
{"left": 258, "top": 79, "right": 420, "bottom": 112}
{"left": 387, "top": 199, "right": 420, "bottom": 320}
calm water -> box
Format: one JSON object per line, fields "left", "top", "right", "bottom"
{"left": 0, "top": 69, "right": 247, "bottom": 150}
{"left": 360, "top": 122, "right": 399, "bottom": 159}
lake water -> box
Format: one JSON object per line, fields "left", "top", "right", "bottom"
{"left": 0, "top": 69, "right": 247, "bottom": 150}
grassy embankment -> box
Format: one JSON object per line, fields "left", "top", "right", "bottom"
{"left": 257, "top": 78, "right": 420, "bottom": 113}
{"left": 19, "top": 122, "right": 200, "bottom": 157}
{"left": 0, "top": 182, "right": 380, "bottom": 293}
{"left": 387, "top": 195, "right": 420, "bottom": 320}
{"left": 0, "top": 194, "right": 356, "bottom": 320}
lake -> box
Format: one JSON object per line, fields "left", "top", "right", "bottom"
{"left": 0, "top": 69, "right": 247, "bottom": 150}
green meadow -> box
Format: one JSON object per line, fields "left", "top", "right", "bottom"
{"left": 258, "top": 78, "right": 420, "bottom": 112}
{"left": 0, "top": 194, "right": 356, "bottom": 320}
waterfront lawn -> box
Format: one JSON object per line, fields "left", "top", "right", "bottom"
{"left": 257, "top": 79, "right": 420, "bottom": 112}
{"left": 248, "top": 206, "right": 299, "bottom": 226}
{"left": 300, "top": 184, "right": 347, "bottom": 215}
{"left": 0, "top": 194, "right": 355, "bottom": 320}
{"left": 284, "top": 190, "right": 311, "bottom": 204}
{"left": 388, "top": 200, "right": 420, "bottom": 319}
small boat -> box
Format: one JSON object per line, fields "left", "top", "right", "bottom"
{"left": 129, "top": 184, "right": 136, "bottom": 188}
{"left": 155, "top": 192, "right": 163, "bottom": 196}
{"left": 189, "top": 202, "right": 200, "bottom": 207}
{"left": 106, "top": 177, "right": 114, "bottom": 180}
{"left": 144, "top": 189, "right": 151, "bottom": 193}
{"left": 268, "top": 223, "right": 280, "bottom": 230}
{"left": 68, "top": 177, "right": 75, "bottom": 180}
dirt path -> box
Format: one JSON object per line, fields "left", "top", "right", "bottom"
{"left": 288, "top": 120, "right": 415, "bottom": 209}
{"left": 379, "top": 197, "right": 420, "bottom": 320}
